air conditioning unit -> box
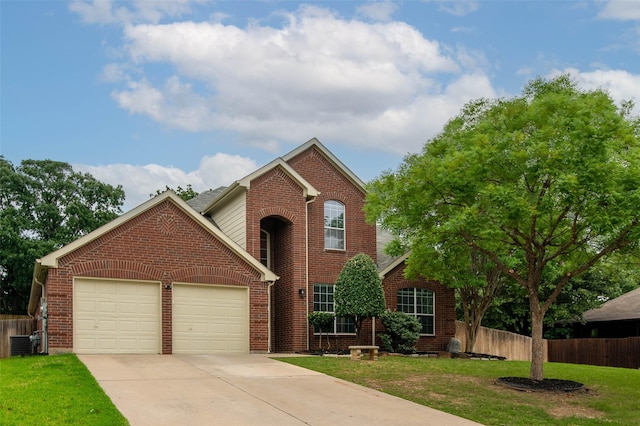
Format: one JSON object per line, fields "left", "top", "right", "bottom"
{"left": 10, "top": 335, "right": 32, "bottom": 356}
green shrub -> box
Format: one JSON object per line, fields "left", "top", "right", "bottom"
{"left": 308, "top": 311, "right": 335, "bottom": 350}
{"left": 379, "top": 310, "right": 421, "bottom": 354}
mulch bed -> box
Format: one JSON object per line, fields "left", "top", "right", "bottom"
{"left": 497, "top": 376, "right": 585, "bottom": 392}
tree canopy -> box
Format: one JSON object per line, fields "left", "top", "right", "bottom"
{"left": 0, "top": 157, "right": 124, "bottom": 314}
{"left": 334, "top": 253, "right": 386, "bottom": 344}
{"left": 365, "top": 75, "right": 640, "bottom": 380}
{"left": 151, "top": 184, "right": 199, "bottom": 201}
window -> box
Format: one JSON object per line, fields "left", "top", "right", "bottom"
{"left": 260, "top": 229, "right": 270, "bottom": 268}
{"left": 324, "top": 200, "right": 345, "bottom": 250}
{"left": 313, "top": 284, "right": 355, "bottom": 333}
{"left": 397, "top": 288, "right": 434, "bottom": 335}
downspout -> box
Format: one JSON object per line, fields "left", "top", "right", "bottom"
{"left": 32, "top": 277, "right": 48, "bottom": 355}
{"left": 305, "top": 196, "right": 317, "bottom": 351}
{"left": 267, "top": 280, "right": 275, "bottom": 353}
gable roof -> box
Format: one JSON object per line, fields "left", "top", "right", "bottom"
{"left": 378, "top": 252, "right": 410, "bottom": 279}
{"left": 283, "top": 137, "right": 367, "bottom": 193}
{"left": 200, "top": 158, "right": 320, "bottom": 214}
{"left": 28, "top": 191, "right": 278, "bottom": 314}
{"left": 582, "top": 287, "right": 640, "bottom": 322}
{"left": 186, "top": 186, "right": 227, "bottom": 212}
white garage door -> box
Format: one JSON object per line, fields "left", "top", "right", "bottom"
{"left": 74, "top": 278, "right": 161, "bottom": 354}
{"left": 173, "top": 284, "right": 249, "bottom": 354}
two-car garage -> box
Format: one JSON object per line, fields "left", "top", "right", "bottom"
{"left": 73, "top": 278, "right": 249, "bottom": 355}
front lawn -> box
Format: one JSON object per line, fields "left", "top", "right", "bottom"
{"left": 0, "top": 354, "right": 128, "bottom": 425}
{"left": 277, "top": 356, "right": 640, "bottom": 426}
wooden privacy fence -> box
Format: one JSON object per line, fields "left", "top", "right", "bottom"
{"left": 0, "top": 316, "right": 37, "bottom": 359}
{"left": 455, "top": 321, "right": 548, "bottom": 361}
{"left": 548, "top": 337, "right": 640, "bottom": 369}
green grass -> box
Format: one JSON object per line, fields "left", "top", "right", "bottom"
{"left": 277, "top": 356, "right": 640, "bottom": 426}
{"left": 0, "top": 354, "right": 128, "bottom": 426}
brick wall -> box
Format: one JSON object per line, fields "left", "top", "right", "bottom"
{"left": 381, "top": 263, "right": 456, "bottom": 352}
{"left": 44, "top": 199, "right": 266, "bottom": 353}
{"left": 289, "top": 146, "right": 378, "bottom": 351}
{"left": 245, "top": 167, "right": 309, "bottom": 352}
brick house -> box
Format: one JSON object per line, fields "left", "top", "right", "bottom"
{"left": 28, "top": 138, "right": 455, "bottom": 354}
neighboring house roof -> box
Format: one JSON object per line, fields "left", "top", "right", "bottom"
{"left": 28, "top": 191, "right": 278, "bottom": 315}
{"left": 186, "top": 186, "right": 226, "bottom": 212}
{"left": 582, "top": 287, "right": 640, "bottom": 322}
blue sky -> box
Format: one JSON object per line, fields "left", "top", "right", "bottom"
{"left": 2, "top": 0, "right": 640, "bottom": 210}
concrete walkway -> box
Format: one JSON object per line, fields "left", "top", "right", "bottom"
{"left": 79, "top": 354, "right": 482, "bottom": 426}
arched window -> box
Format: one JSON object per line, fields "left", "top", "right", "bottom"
{"left": 397, "top": 288, "right": 434, "bottom": 335}
{"left": 324, "top": 200, "right": 345, "bottom": 250}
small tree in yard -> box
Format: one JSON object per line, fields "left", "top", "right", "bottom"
{"left": 334, "top": 253, "right": 386, "bottom": 344}
{"left": 308, "top": 311, "right": 334, "bottom": 351}
{"left": 379, "top": 311, "right": 421, "bottom": 354}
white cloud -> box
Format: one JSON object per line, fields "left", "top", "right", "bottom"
{"left": 75, "top": 153, "right": 257, "bottom": 211}
{"left": 356, "top": 1, "right": 399, "bottom": 22}
{"left": 111, "top": 77, "right": 214, "bottom": 131}
{"left": 552, "top": 68, "right": 640, "bottom": 115}
{"left": 431, "top": 0, "right": 479, "bottom": 17}
{"left": 69, "top": 0, "right": 199, "bottom": 25}
{"left": 598, "top": 1, "right": 640, "bottom": 21}
{"left": 96, "top": 5, "right": 495, "bottom": 155}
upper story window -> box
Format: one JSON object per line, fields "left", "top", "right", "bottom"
{"left": 397, "top": 288, "right": 435, "bottom": 335}
{"left": 324, "top": 200, "right": 345, "bottom": 250}
{"left": 260, "top": 229, "right": 270, "bottom": 268}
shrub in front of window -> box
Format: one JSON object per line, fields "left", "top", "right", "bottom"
{"left": 334, "top": 253, "right": 386, "bottom": 344}
{"left": 308, "top": 311, "right": 335, "bottom": 351}
{"left": 378, "top": 310, "right": 422, "bottom": 354}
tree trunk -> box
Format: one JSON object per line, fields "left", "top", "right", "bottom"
{"left": 529, "top": 299, "right": 545, "bottom": 381}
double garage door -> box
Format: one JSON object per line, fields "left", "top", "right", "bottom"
{"left": 74, "top": 279, "right": 248, "bottom": 354}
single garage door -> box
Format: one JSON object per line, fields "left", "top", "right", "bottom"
{"left": 173, "top": 284, "right": 249, "bottom": 354}
{"left": 74, "top": 278, "right": 161, "bottom": 354}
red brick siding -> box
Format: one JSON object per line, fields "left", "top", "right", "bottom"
{"left": 288, "top": 147, "right": 378, "bottom": 351}
{"left": 44, "top": 200, "right": 267, "bottom": 353}
{"left": 381, "top": 263, "right": 456, "bottom": 352}
{"left": 245, "top": 167, "right": 308, "bottom": 352}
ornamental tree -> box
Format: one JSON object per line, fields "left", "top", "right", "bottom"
{"left": 365, "top": 75, "right": 640, "bottom": 381}
{"left": 334, "top": 253, "right": 386, "bottom": 344}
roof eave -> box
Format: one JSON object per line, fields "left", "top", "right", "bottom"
{"left": 282, "top": 137, "right": 367, "bottom": 194}
{"left": 378, "top": 252, "right": 410, "bottom": 278}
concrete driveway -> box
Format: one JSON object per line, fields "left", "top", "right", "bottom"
{"left": 79, "top": 354, "right": 482, "bottom": 426}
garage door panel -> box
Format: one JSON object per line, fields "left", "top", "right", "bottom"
{"left": 74, "top": 279, "right": 160, "bottom": 354}
{"left": 173, "top": 284, "right": 248, "bottom": 354}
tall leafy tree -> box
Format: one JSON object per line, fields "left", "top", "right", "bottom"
{"left": 0, "top": 157, "right": 124, "bottom": 314}
{"left": 365, "top": 76, "right": 640, "bottom": 380}
{"left": 334, "top": 253, "right": 386, "bottom": 344}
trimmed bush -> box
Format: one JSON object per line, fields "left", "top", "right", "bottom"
{"left": 379, "top": 310, "right": 421, "bottom": 354}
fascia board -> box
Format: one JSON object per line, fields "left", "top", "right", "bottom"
{"left": 378, "top": 252, "right": 410, "bottom": 279}
{"left": 37, "top": 191, "right": 181, "bottom": 268}
{"left": 283, "top": 137, "right": 367, "bottom": 193}
{"left": 37, "top": 191, "right": 278, "bottom": 283}
{"left": 200, "top": 182, "right": 243, "bottom": 215}
{"left": 238, "top": 158, "right": 319, "bottom": 197}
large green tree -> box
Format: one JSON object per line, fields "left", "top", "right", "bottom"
{"left": 334, "top": 253, "right": 386, "bottom": 344}
{"left": 0, "top": 157, "right": 124, "bottom": 314}
{"left": 365, "top": 76, "right": 640, "bottom": 380}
